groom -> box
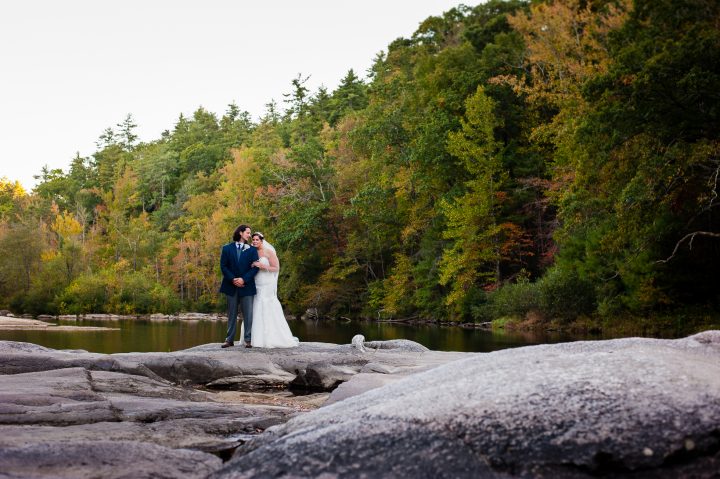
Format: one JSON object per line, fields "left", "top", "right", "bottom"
{"left": 219, "top": 224, "right": 259, "bottom": 348}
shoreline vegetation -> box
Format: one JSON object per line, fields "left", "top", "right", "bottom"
{"left": 1, "top": 0, "right": 719, "bottom": 338}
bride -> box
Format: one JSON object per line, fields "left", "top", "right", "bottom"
{"left": 243, "top": 232, "right": 299, "bottom": 348}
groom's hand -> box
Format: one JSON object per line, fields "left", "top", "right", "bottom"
{"left": 233, "top": 278, "right": 245, "bottom": 287}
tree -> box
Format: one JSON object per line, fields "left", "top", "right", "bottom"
{"left": 328, "top": 69, "right": 368, "bottom": 126}
{"left": 116, "top": 114, "right": 139, "bottom": 151}
{"left": 283, "top": 74, "right": 311, "bottom": 121}
{"left": 0, "top": 221, "right": 44, "bottom": 298}
{"left": 0, "top": 178, "right": 27, "bottom": 221}
{"left": 441, "top": 87, "right": 507, "bottom": 312}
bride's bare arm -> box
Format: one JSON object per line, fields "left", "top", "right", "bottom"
{"left": 262, "top": 251, "right": 280, "bottom": 272}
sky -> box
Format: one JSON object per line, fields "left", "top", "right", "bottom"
{"left": 0, "top": 0, "right": 468, "bottom": 190}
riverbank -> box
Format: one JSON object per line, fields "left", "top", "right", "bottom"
{"left": 0, "top": 311, "right": 227, "bottom": 322}
{"left": 487, "top": 309, "right": 720, "bottom": 339}
{"left": 0, "top": 316, "right": 119, "bottom": 332}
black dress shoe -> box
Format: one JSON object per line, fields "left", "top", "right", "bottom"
{"left": 221, "top": 341, "right": 234, "bottom": 348}
{"left": 245, "top": 342, "right": 252, "bottom": 348}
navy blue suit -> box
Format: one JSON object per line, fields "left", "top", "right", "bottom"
{"left": 219, "top": 243, "right": 259, "bottom": 343}
{"left": 219, "top": 243, "right": 259, "bottom": 296}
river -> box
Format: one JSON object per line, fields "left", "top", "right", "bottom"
{"left": 0, "top": 316, "right": 626, "bottom": 353}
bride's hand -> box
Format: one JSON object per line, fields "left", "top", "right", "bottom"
{"left": 252, "top": 261, "right": 263, "bottom": 269}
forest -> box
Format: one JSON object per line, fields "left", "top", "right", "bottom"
{"left": 1, "top": 0, "right": 718, "bottom": 331}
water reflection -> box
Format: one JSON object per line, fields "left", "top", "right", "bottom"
{"left": 0, "top": 317, "right": 609, "bottom": 354}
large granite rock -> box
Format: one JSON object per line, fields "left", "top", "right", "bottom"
{"left": 0, "top": 338, "right": 465, "bottom": 478}
{"left": 212, "top": 331, "right": 720, "bottom": 478}
{"left": 4, "top": 333, "right": 719, "bottom": 478}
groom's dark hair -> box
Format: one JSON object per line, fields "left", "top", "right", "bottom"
{"left": 233, "top": 225, "right": 250, "bottom": 243}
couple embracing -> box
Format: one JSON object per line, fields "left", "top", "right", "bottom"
{"left": 219, "top": 224, "right": 299, "bottom": 349}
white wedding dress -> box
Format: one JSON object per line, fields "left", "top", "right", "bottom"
{"left": 248, "top": 256, "right": 299, "bottom": 348}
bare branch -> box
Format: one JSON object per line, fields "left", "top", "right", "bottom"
{"left": 657, "top": 231, "right": 720, "bottom": 263}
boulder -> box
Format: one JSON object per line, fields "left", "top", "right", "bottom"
{"left": 212, "top": 331, "right": 720, "bottom": 478}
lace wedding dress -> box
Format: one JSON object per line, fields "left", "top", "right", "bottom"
{"left": 248, "top": 256, "right": 299, "bottom": 348}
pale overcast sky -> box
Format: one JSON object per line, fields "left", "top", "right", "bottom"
{"left": 0, "top": 0, "right": 468, "bottom": 190}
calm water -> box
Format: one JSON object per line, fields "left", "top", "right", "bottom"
{"left": 0, "top": 317, "right": 615, "bottom": 354}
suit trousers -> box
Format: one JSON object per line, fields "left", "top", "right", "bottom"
{"left": 226, "top": 291, "right": 254, "bottom": 343}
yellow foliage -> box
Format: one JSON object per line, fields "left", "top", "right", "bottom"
{"left": 41, "top": 250, "right": 58, "bottom": 262}
{"left": 52, "top": 212, "right": 83, "bottom": 240}
{"left": 382, "top": 253, "right": 416, "bottom": 316}
{"left": 0, "top": 177, "right": 26, "bottom": 198}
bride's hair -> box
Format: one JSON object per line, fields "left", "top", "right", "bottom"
{"left": 252, "top": 232, "right": 276, "bottom": 256}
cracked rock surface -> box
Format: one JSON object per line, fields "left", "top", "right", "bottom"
{"left": 0, "top": 338, "right": 463, "bottom": 478}
{"left": 212, "top": 331, "right": 720, "bottom": 479}
{"left": 3, "top": 333, "right": 720, "bottom": 478}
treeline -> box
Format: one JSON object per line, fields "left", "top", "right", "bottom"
{"left": 1, "top": 0, "right": 718, "bottom": 326}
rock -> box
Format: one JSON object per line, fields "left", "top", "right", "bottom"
{"left": 323, "top": 372, "right": 400, "bottom": 406}
{"left": 364, "top": 339, "right": 429, "bottom": 352}
{"left": 0, "top": 317, "right": 118, "bottom": 332}
{"left": 0, "top": 337, "right": 467, "bottom": 478}
{"left": 0, "top": 368, "right": 119, "bottom": 426}
{"left": 0, "top": 440, "right": 222, "bottom": 479}
{"left": 176, "top": 312, "right": 224, "bottom": 321}
{"left": 290, "top": 361, "right": 364, "bottom": 391}
{"left": 0, "top": 367, "right": 292, "bottom": 427}
{"left": 351, "top": 334, "right": 366, "bottom": 352}
{"left": 0, "top": 365, "right": 297, "bottom": 478}
{"left": 0, "top": 339, "right": 462, "bottom": 393}
{"left": 212, "top": 331, "right": 720, "bottom": 478}
{"left": 0, "top": 341, "right": 56, "bottom": 353}
{"left": 206, "top": 373, "right": 296, "bottom": 390}
{"left": 300, "top": 308, "right": 319, "bottom": 320}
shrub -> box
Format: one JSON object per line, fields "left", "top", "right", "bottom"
{"left": 474, "top": 267, "right": 596, "bottom": 324}
{"left": 537, "top": 267, "right": 596, "bottom": 323}
{"left": 59, "top": 272, "right": 108, "bottom": 314}
{"left": 489, "top": 279, "right": 542, "bottom": 319}
{"left": 59, "top": 268, "right": 180, "bottom": 315}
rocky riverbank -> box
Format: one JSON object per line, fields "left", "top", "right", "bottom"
{"left": 1, "top": 332, "right": 719, "bottom": 478}
{"left": 0, "top": 316, "right": 119, "bottom": 331}
{"left": 0, "top": 337, "right": 465, "bottom": 478}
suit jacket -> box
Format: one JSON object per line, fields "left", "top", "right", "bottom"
{"left": 219, "top": 243, "right": 259, "bottom": 297}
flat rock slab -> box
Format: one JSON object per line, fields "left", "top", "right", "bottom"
{"left": 0, "top": 316, "right": 118, "bottom": 331}
{"left": 0, "top": 366, "right": 296, "bottom": 478}
{"left": 212, "top": 331, "right": 720, "bottom": 478}
{"left": 0, "top": 440, "right": 221, "bottom": 479}
{"left": 0, "top": 339, "right": 469, "bottom": 392}
{"left": 0, "top": 337, "right": 465, "bottom": 478}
